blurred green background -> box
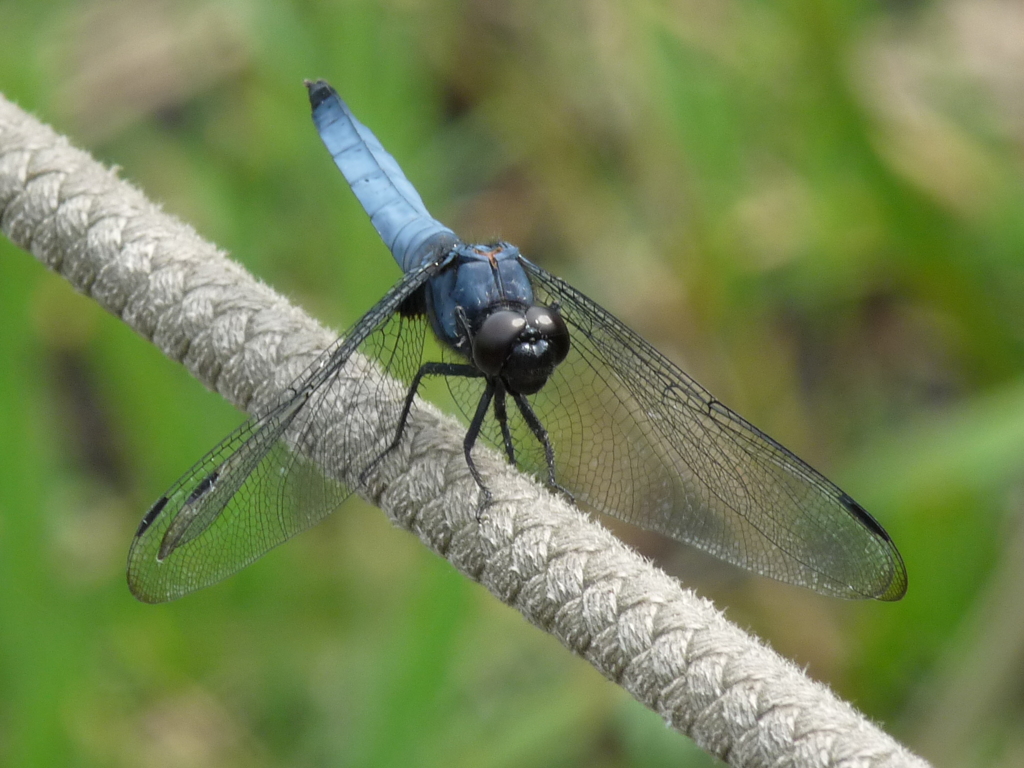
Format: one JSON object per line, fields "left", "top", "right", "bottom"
{"left": 2, "top": 0, "right": 1023, "bottom": 765}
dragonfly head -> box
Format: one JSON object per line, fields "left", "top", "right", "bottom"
{"left": 471, "top": 305, "right": 570, "bottom": 395}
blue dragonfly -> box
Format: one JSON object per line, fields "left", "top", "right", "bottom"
{"left": 126, "top": 80, "right": 907, "bottom": 603}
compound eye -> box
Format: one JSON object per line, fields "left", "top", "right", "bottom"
{"left": 526, "top": 305, "right": 570, "bottom": 364}
{"left": 472, "top": 310, "right": 527, "bottom": 376}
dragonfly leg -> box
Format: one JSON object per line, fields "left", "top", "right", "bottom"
{"left": 511, "top": 392, "right": 575, "bottom": 505}
{"left": 359, "top": 361, "right": 481, "bottom": 486}
{"left": 492, "top": 382, "right": 516, "bottom": 465}
{"left": 464, "top": 380, "right": 496, "bottom": 518}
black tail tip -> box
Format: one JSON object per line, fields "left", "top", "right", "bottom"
{"left": 305, "top": 79, "right": 336, "bottom": 110}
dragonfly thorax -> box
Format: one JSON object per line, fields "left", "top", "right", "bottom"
{"left": 470, "top": 305, "right": 570, "bottom": 395}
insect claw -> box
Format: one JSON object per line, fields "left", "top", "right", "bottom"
{"left": 552, "top": 481, "right": 575, "bottom": 507}
{"left": 474, "top": 488, "right": 494, "bottom": 521}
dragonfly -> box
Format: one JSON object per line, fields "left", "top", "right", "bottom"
{"left": 126, "top": 79, "right": 907, "bottom": 603}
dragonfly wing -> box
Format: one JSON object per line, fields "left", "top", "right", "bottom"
{"left": 127, "top": 259, "right": 440, "bottom": 602}
{"left": 515, "top": 259, "right": 906, "bottom": 600}
{"left": 307, "top": 79, "right": 457, "bottom": 271}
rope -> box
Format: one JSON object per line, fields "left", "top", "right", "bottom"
{"left": 0, "top": 91, "right": 929, "bottom": 768}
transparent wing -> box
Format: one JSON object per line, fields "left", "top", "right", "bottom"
{"left": 504, "top": 258, "right": 907, "bottom": 600}
{"left": 127, "top": 262, "right": 438, "bottom": 603}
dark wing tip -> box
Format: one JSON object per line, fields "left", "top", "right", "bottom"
{"left": 135, "top": 496, "right": 168, "bottom": 537}
{"left": 839, "top": 492, "right": 890, "bottom": 541}
{"left": 838, "top": 493, "right": 908, "bottom": 601}
{"left": 305, "top": 79, "right": 336, "bottom": 111}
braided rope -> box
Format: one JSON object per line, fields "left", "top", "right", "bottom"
{"left": 0, "top": 91, "right": 928, "bottom": 768}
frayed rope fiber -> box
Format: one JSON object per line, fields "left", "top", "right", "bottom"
{"left": 0, "top": 91, "right": 929, "bottom": 768}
